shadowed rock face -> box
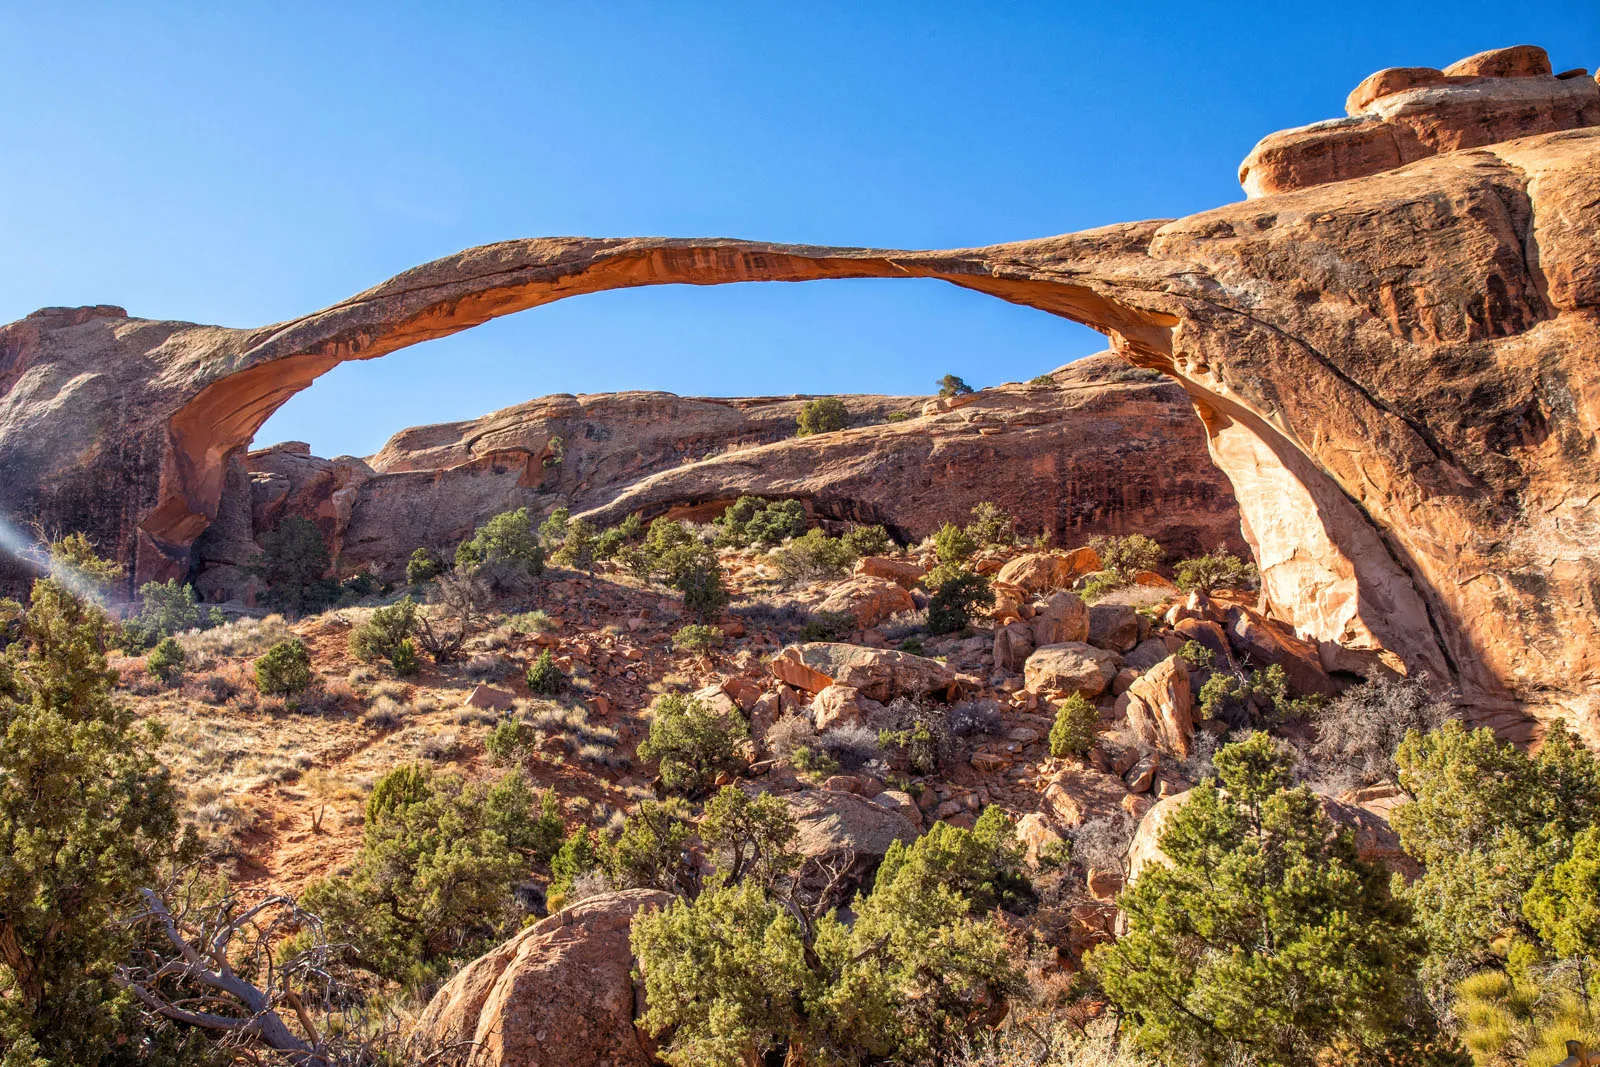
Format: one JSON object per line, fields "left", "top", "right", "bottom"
{"left": 216, "top": 353, "right": 1243, "bottom": 591}
{"left": 1, "top": 44, "right": 1597, "bottom": 736}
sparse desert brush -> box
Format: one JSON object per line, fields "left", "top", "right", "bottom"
{"left": 180, "top": 613, "right": 291, "bottom": 665}
{"left": 466, "top": 652, "right": 513, "bottom": 681}
{"left": 481, "top": 624, "right": 516, "bottom": 650}
{"left": 369, "top": 679, "right": 409, "bottom": 703}
{"left": 364, "top": 695, "right": 405, "bottom": 729}
{"left": 238, "top": 754, "right": 309, "bottom": 784}
{"left": 1084, "top": 582, "right": 1169, "bottom": 609}
{"left": 347, "top": 664, "right": 378, "bottom": 686}
{"left": 416, "top": 728, "right": 461, "bottom": 762}
{"left": 509, "top": 610, "right": 556, "bottom": 634}
{"left": 185, "top": 662, "right": 253, "bottom": 705}
{"left": 302, "top": 768, "right": 365, "bottom": 801}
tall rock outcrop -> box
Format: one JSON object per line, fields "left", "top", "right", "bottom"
{"left": 1, "top": 44, "right": 1597, "bottom": 737}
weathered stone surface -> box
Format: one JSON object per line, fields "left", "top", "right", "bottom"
{"left": 5, "top": 43, "right": 1600, "bottom": 742}
{"left": 814, "top": 575, "right": 915, "bottom": 629}
{"left": 1044, "top": 766, "right": 1130, "bottom": 829}
{"left": 771, "top": 642, "right": 955, "bottom": 702}
{"left": 1120, "top": 656, "right": 1195, "bottom": 758}
{"left": 855, "top": 556, "right": 925, "bottom": 589}
{"left": 811, "top": 684, "right": 866, "bottom": 731}
{"left": 789, "top": 788, "right": 918, "bottom": 862}
{"left": 1224, "top": 603, "right": 1337, "bottom": 696}
{"left": 995, "top": 549, "right": 1098, "bottom": 594}
{"left": 1015, "top": 811, "right": 1065, "bottom": 865}
{"left": 1030, "top": 590, "right": 1090, "bottom": 647}
{"left": 1087, "top": 603, "right": 1140, "bottom": 653}
{"left": 411, "top": 889, "right": 670, "bottom": 1067}
{"left": 993, "top": 621, "right": 1036, "bottom": 674}
{"left": 1242, "top": 45, "right": 1598, "bottom": 196}
{"left": 1024, "top": 642, "right": 1121, "bottom": 699}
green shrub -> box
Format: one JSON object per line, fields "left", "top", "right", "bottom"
{"left": 608, "top": 798, "right": 698, "bottom": 894}
{"left": 300, "top": 765, "right": 534, "bottom": 982}
{"left": 594, "top": 527, "right": 627, "bottom": 560}
{"left": 1173, "top": 548, "right": 1258, "bottom": 593}
{"left": 964, "top": 502, "right": 1015, "bottom": 547}
{"left": 389, "top": 637, "right": 421, "bottom": 677}
{"left": 1090, "top": 732, "right": 1437, "bottom": 1066}
{"left": 255, "top": 638, "right": 313, "bottom": 696}
{"left": 1078, "top": 570, "right": 1127, "bottom": 603}
{"left": 1028, "top": 373, "right": 1056, "bottom": 386}
{"left": 249, "top": 516, "right": 336, "bottom": 615}
{"left": 146, "top": 636, "right": 186, "bottom": 684}
{"left": 339, "top": 568, "right": 385, "bottom": 599}
{"left": 800, "top": 609, "right": 857, "bottom": 642}
{"left": 632, "top": 803, "right": 1020, "bottom": 1067}
{"left": 637, "top": 693, "right": 749, "bottom": 797}
{"left": 897, "top": 636, "right": 924, "bottom": 655}
{"left": 552, "top": 517, "right": 597, "bottom": 571}
{"left": 1177, "top": 639, "right": 1214, "bottom": 671}
{"left": 699, "top": 785, "right": 801, "bottom": 889}
{"left": 927, "top": 567, "right": 993, "bottom": 635}
{"left": 877, "top": 805, "right": 1031, "bottom": 914}
{"left": 526, "top": 649, "right": 566, "bottom": 695}
{"left": 931, "top": 522, "right": 976, "bottom": 565}
{"left": 457, "top": 507, "right": 545, "bottom": 578}
{"left": 0, "top": 571, "right": 197, "bottom": 1059}
{"left": 538, "top": 506, "right": 571, "bottom": 549}
{"left": 406, "top": 547, "right": 444, "bottom": 585}
{"left": 549, "top": 826, "right": 602, "bottom": 901}
{"left": 937, "top": 373, "right": 975, "bottom": 398}
{"left": 1048, "top": 694, "right": 1099, "bottom": 758}
{"left": 714, "top": 496, "right": 807, "bottom": 548}
{"left": 669, "top": 546, "right": 730, "bottom": 623}
{"left": 348, "top": 596, "right": 417, "bottom": 663}
{"left": 795, "top": 397, "right": 849, "bottom": 436}
{"left": 672, "top": 623, "right": 724, "bottom": 654}
{"left": 1089, "top": 533, "right": 1163, "bottom": 578}
{"left": 1393, "top": 720, "right": 1600, "bottom": 990}
{"left": 121, "top": 578, "right": 220, "bottom": 648}
{"left": 485, "top": 718, "right": 535, "bottom": 764}
{"left": 769, "top": 528, "right": 856, "bottom": 586}
{"left": 840, "top": 524, "right": 892, "bottom": 557}
{"left": 885, "top": 411, "right": 912, "bottom": 422}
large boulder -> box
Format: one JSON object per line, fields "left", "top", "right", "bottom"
{"left": 789, "top": 788, "right": 918, "bottom": 863}
{"left": 811, "top": 684, "right": 868, "bottom": 731}
{"left": 1224, "top": 604, "right": 1338, "bottom": 696}
{"left": 854, "top": 556, "right": 926, "bottom": 590}
{"left": 1087, "top": 603, "right": 1140, "bottom": 653}
{"left": 1120, "top": 656, "right": 1195, "bottom": 758}
{"left": 411, "top": 889, "right": 671, "bottom": 1067}
{"left": 993, "top": 621, "right": 1037, "bottom": 674}
{"left": 1024, "top": 642, "right": 1121, "bottom": 699}
{"left": 995, "top": 548, "right": 1100, "bottom": 594}
{"left": 814, "top": 575, "right": 916, "bottom": 629}
{"left": 770, "top": 643, "right": 955, "bottom": 702}
{"left": 1031, "top": 590, "right": 1090, "bottom": 646}
{"left": 1043, "top": 766, "right": 1130, "bottom": 829}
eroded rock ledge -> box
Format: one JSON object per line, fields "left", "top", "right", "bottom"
{"left": 1, "top": 44, "right": 1596, "bottom": 737}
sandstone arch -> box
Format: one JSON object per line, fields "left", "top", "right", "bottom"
{"left": 2, "top": 53, "right": 1597, "bottom": 738}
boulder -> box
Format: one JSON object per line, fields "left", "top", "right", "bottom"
{"left": 462, "top": 684, "right": 515, "bottom": 711}
{"left": 811, "top": 684, "right": 867, "bottom": 731}
{"left": 1015, "top": 812, "right": 1066, "bottom": 865}
{"left": 411, "top": 889, "right": 671, "bottom": 1067}
{"left": 1024, "top": 642, "right": 1121, "bottom": 699}
{"left": 1031, "top": 590, "right": 1090, "bottom": 646}
{"left": 1173, "top": 618, "right": 1233, "bottom": 669}
{"left": 770, "top": 643, "right": 955, "bottom": 703}
{"left": 815, "top": 575, "right": 916, "bottom": 629}
{"left": 855, "top": 556, "right": 926, "bottom": 589}
{"left": 1124, "top": 636, "right": 1174, "bottom": 672}
{"left": 995, "top": 548, "right": 1099, "bottom": 594}
{"left": 1043, "top": 765, "right": 1129, "bottom": 828}
{"left": 1442, "top": 44, "right": 1551, "bottom": 79}
{"left": 992, "top": 621, "right": 1036, "bottom": 674}
{"left": 1127, "top": 790, "right": 1197, "bottom": 883}
{"left": 869, "top": 788, "right": 922, "bottom": 829}
{"left": 1224, "top": 604, "right": 1338, "bottom": 696}
{"left": 1087, "top": 604, "right": 1140, "bottom": 653}
{"left": 691, "top": 684, "right": 741, "bottom": 718}
{"left": 789, "top": 788, "right": 918, "bottom": 863}
{"left": 1120, "top": 656, "right": 1195, "bottom": 759}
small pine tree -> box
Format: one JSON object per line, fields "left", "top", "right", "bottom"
{"left": 389, "top": 637, "right": 421, "bottom": 677}
{"left": 931, "top": 522, "right": 976, "bottom": 564}
{"left": 795, "top": 397, "right": 849, "bottom": 436}
{"left": 526, "top": 649, "right": 566, "bottom": 695}
{"left": 406, "top": 547, "right": 444, "bottom": 585}
{"left": 937, "top": 373, "right": 975, "bottom": 398}
{"left": 638, "top": 693, "right": 749, "bottom": 797}
{"left": 145, "top": 635, "right": 186, "bottom": 684}
{"left": 256, "top": 638, "right": 313, "bottom": 696}
{"left": 1048, "top": 694, "right": 1099, "bottom": 758}
{"left": 926, "top": 567, "right": 993, "bottom": 635}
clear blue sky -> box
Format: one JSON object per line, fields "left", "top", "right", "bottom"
{"left": 3, "top": 2, "right": 1595, "bottom": 457}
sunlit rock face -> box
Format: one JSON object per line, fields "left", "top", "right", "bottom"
{"left": 1, "top": 43, "right": 1597, "bottom": 739}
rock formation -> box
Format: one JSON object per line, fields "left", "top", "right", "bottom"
{"left": 210, "top": 353, "right": 1241, "bottom": 592}
{"left": 2, "top": 44, "right": 1597, "bottom": 736}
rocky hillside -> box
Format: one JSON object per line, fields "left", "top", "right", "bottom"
{"left": 200, "top": 352, "right": 1241, "bottom": 599}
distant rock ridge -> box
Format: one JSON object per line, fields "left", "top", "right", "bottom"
{"left": 2, "top": 42, "right": 1597, "bottom": 739}
{"left": 208, "top": 352, "right": 1241, "bottom": 594}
